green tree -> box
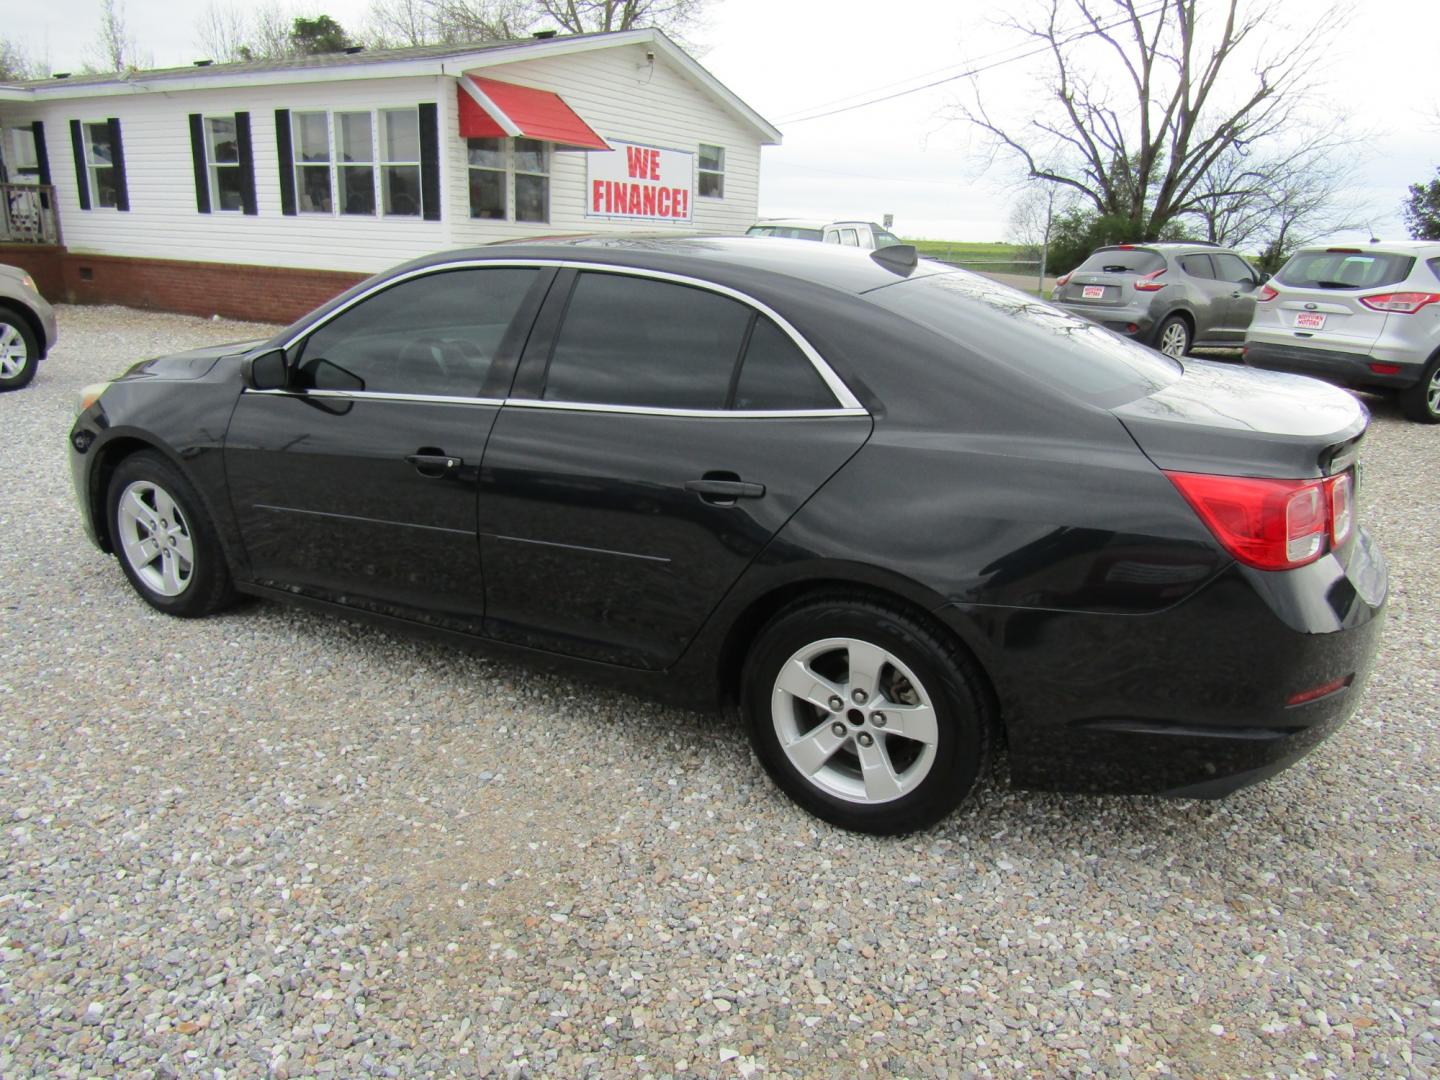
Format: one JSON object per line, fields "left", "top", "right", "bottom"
{"left": 1047, "top": 209, "right": 1192, "bottom": 277}
{"left": 290, "top": 14, "right": 353, "bottom": 54}
{"left": 1403, "top": 169, "right": 1440, "bottom": 240}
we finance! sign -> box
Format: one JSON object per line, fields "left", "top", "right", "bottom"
{"left": 587, "top": 141, "right": 694, "bottom": 223}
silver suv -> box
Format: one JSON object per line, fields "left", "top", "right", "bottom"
{"left": 1051, "top": 243, "right": 1265, "bottom": 358}
{"left": 1243, "top": 241, "right": 1440, "bottom": 423}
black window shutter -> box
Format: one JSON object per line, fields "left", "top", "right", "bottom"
{"left": 188, "top": 113, "right": 211, "bottom": 213}
{"left": 31, "top": 121, "right": 51, "bottom": 187}
{"left": 235, "top": 111, "right": 258, "bottom": 215}
{"left": 275, "top": 109, "right": 296, "bottom": 216}
{"left": 107, "top": 118, "right": 129, "bottom": 211}
{"left": 418, "top": 102, "right": 440, "bottom": 222}
{"left": 69, "top": 120, "right": 91, "bottom": 211}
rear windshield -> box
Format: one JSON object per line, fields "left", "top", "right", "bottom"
{"left": 747, "top": 225, "right": 824, "bottom": 241}
{"left": 1075, "top": 248, "right": 1165, "bottom": 275}
{"left": 867, "top": 271, "right": 1181, "bottom": 407}
{"left": 1277, "top": 250, "right": 1416, "bottom": 290}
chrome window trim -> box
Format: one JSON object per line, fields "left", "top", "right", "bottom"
{"left": 243, "top": 388, "right": 506, "bottom": 407}
{"left": 505, "top": 399, "right": 868, "bottom": 420}
{"left": 277, "top": 257, "right": 867, "bottom": 413}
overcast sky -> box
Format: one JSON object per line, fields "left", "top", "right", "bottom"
{"left": 9, "top": 0, "right": 1438, "bottom": 242}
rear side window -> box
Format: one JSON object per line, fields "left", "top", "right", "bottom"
{"left": 1178, "top": 254, "right": 1216, "bottom": 279}
{"left": 732, "top": 317, "right": 835, "bottom": 411}
{"left": 1075, "top": 249, "right": 1165, "bottom": 275}
{"left": 1277, "top": 250, "right": 1416, "bottom": 290}
{"left": 1428, "top": 257, "right": 1440, "bottom": 282}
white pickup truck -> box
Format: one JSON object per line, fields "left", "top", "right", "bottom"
{"left": 746, "top": 219, "right": 904, "bottom": 250}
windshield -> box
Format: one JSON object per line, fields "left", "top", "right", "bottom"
{"left": 1075, "top": 249, "right": 1165, "bottom": 275}
{"left": 747, "top": 225, "right": 824, "bottom": 241}
{"left": 866, "top": 271, "right": 1181, "bottom": 407}
{"left": 1277, "top": 250, "right": 1415, "bottom": 290}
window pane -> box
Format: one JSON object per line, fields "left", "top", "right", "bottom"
{"left": 839, "top": 229, "right": 859, "bottom": 246}
{"left": 543, "top": 273, "right": 751, "bottom": 409}
{"left": 698, "top": 171, "right": 723, "bottom": 198}
{"left": 382, "top": 109, "right": 420, "bottom": 162}
{"left": 467, "top": 137, "right": 504, "bottom": 169}
{"left": 213, "top": 165, "right": 244, "bottom": 211}
{"left": 468, "top": 168, "right": 505, "bottom": 219}
{"left": 85, "top": 124, "right": 113, "bottom": 165}
{"left": 297, "top": 268, "right": 540, "bottom": 396}
{"left": 1276, "top": 251, "right": 1415, "bottom": 290}
{"left": 383, "top": 164, "right": 421, "bottom": 216}
{"left": 337, "top": 112, "right": 372, "bottom": 163}
{"left": 207, "top": 117, "right": 238, "bottom": 163}
{"left": 513, "top": 138, "right": 548, "bottom": 174}
{"left": 297, "top": 165, "right": 332, "bottom": 212}
{"left": 339, "top": 165, "right": 375, "bottom": 215}
{"left": 515, "top": 173, "right": 548, "bottom": 223}
{"left": 1178, "top": 255, "right": 1215, "bottom": 279}
{"left": 295, "top": 113, "right": 329, "bottom": 162}
{"left": 732, "top": 317, "right": 834, "bottom": 411}
{"left": 698, "top": 144, "right": 723, "bottom": 171}
{"left": 1213, "top": 252, "right": 1257, "bottom": 284}
{"left": 92, "top": 165, "right": 118, "bottom": 208}
{"left": 1075, "top": 249, "right": 1165, "bottom": 275}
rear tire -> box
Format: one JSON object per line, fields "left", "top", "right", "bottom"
{"left": 0, "top": 308, "right": 39, "bottom": 392}
{"left": 742, "top": 595, "right": 993, "bottom": 835}
{"left": 1399, "top": 354, "right": 1440, "bottom": 423}
{"left": 1154, "top": 315, "right": 1191, "bottom": 359}
{"left": 106, "top": 451, "right": 238, "bottom": 617}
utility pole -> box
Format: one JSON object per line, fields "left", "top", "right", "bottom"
{"left": 1037, "top": 183, "right": 1055, "bottom": 297}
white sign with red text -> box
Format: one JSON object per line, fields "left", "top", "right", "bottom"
{"left": 586, "top": 141, "right": 694, "bottom": 223}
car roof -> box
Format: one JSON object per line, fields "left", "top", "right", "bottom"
{"left": 750, "top": 218, "right": 879, "bottom": 230}
{"left": 1295, "top": 240, "right": 1440, "bottom": 253}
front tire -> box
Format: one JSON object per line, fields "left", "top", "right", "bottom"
{"left": 0, "top": 308, "right": 39, "bottom": 391}
{"left": 106, "top": 451, "right": 237, "bottom": 617}
{"left": 1400, "top": 353, "right": 1440, "bottom": 423}
{"left": 742, "top": 595, "right": 993, "bottom": 835}
{"left": 1154, "top": 315, "right": 1191, "bottom": 359}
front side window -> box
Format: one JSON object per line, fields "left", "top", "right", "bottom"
{"left": 205, "top": 116, "right": 244, "bottom": 211}
{"left": 1212, "top": 252, "right": 1258, "bottom": 285}
{"left": 381, "top": 109, "right": 421, "bottom": 217}
{"left": 293, "top": 111, "right": 332, "bottom": 213}
{"left": 466, "top": 137, "right": 549, "bottom": 223}
{"left": 296, "top": 267, "right": 540, "bottom": 397}
{"left": 698, "top": 143, "right": 724, "bottom": 198}
{"left": 83, "top": 122, "right": 118, "bottom": 209}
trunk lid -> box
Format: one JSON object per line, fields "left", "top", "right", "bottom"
{"left": 1055, "top": 246, "right": 1166, "bottom": 307}
{"left": 1111, "top": 358, "right": 1367, "bottom": 478}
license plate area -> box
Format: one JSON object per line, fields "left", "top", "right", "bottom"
{"left": 1295, "top": 312, "right": 1326, "bottom": 329}
{"left": 1082, "top": 285, "right": 1105, "bottom": 299}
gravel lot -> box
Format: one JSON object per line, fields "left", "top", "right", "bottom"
{"left": 2, "top": 304, "right": 1437, "bottom": 1078}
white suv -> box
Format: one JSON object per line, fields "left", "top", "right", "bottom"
{"left": 745, "top": 219, "right": 904, "bottom": 250}
{"left": 1244, "top": 241, "right": 1440, "bottom": 422}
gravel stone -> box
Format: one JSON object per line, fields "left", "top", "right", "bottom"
{"left": 0, "top": 304, "right": 1437, "bottom": 1077}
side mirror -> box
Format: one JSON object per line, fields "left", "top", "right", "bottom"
{"left": 246, "top": 348, "right": 288, "bottom": 391}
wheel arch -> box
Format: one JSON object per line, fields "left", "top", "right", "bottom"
{"left": 1155, "top": 307, "right": 1195, "bottom": 341}
{"left": 87, "top": 432, "right": 192, "bottom": 554}
{"left": 0, "top": 300, "right": 46, "bottom": 359}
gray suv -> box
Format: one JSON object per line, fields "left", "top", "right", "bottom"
{"left": 1051, "top": 243, "right": 1264, "bottom": 358}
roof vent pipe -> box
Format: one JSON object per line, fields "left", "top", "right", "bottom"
{"left": 532, "top": 29, "right": 558, "bottom": 39}
{"left": 193, "top": 59, "right": 213, "bottom": 66}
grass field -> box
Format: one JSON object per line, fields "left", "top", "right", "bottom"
{"left": 902, "top": 239, "right": 1028, "bottom": 262}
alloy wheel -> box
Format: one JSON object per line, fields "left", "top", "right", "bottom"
{"left": 116, "top": 480, "right": 195, "bottom": 597}
{"left": 0, "top": 323, "right": 28, "bottom": 379}
{"left": 1159, "top": 321, "right": 1188, "bottom": 359}
{"left": 770, "top": 636, "right": 940, "bottom": 804}
{"left": 1428, "top": 367, "right": 1440, "bottom": 417}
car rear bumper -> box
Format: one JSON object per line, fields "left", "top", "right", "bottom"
{"left": 940, "top": 527, "right": 1388, "bottom": 797}
{"left": 1243, "top": 339, "right": 1425, "bottom": 390}
{"left": 1052, "top": 301, "right": 1155, "bottom": 339}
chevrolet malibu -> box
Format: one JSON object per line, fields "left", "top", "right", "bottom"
{"left": 69, "top": 238, "right": 1387, "bottom": 835}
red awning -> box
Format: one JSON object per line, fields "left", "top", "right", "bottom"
{"left": 456, "top": 76, "right": 609, "bottom": 150}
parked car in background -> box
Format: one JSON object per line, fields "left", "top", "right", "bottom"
{"left": 1051, "top": 242, "right": 1265, "bottom": 358}
{"left": 0, "top": 263, "right": 57, "bottom": 391}
{"left": 1243, "top": 241, "right": 1440, "bottom": 423}
{"left": 745, "top": 218, "right": 904, "bottom": 250}
{"left": 68, "top": 238, "right": 1386, "bottom": 835}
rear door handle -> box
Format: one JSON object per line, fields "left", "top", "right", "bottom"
{"left": 405, "top": 451, "right": 463, "bottom": 477}
{"left": 686, "top": 477, "right": 765, "bottom": 504}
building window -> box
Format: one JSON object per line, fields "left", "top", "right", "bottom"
{"left": 4, "top": 127, "right": 40, "bottom": 182}
{"left": 698, "top": 144, "right": 724, "bottom": 199}
{"left": 336, "top": 111, "right": 375, "bottom": 215}
{"left": 204, "top": 117, "right": 244, "bottom": 211}
{"left": 83, "top": 122, "right": 119, "bottom": 209}
{"left": 293, "top": 111, "right": 332, "bottom": 213}
{"left": 466, "top": 137, "right": 550, "bottom": 223}
{"left": 380, "top": 109, "right": 421, "bottom": 217}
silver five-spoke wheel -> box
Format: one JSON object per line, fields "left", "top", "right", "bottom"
{"left": 1427, "top": 367, "right": 1440, "bottom": 416}
{"left": 0, "top": 322, "right": 27, "bottom": 380}
{"left": 116, "top": 480, "right": 195, "bottom": 597}
{"left": 771, "top": 636, "right": 939, "bottom": 805}
{"left": 1157, "top": 319, "right": 1189, "bottom": 359}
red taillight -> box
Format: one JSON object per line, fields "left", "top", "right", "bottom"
{"left": 1133, "top": 269, "right": 1166, "bottom": 292}
{"left": 1369, "top": 362, "right": 1401, "bottom": 375}
{"left": 1257, "top": 284, "right": 1278, "bottom": 302}
{"left": 1359, "top": 291, "right": 1440, "bottom": 313}
{"left": 1165, "top": 470, "right": 1355, "bottom": 571}
{"left": 1286, "top": 675, "right": 1352, "bottom": 707}
{"left": 1055, "top": 273, "right": 1071, "bottom": 287}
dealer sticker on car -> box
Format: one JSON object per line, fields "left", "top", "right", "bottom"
{"left": 1082, "top": 285, "right": 1105, "bottom": 299}
{"left": 1295, "top": 312, "right": 1326, "bottom": 329}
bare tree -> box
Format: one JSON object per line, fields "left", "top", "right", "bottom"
{"left": 90, "top": 0, "right": 151, "bottom": 72}
{"left": 1007, "top": 180, "right": 1079, "bottom": 258}
{"left": 960, "top": 0, "right": 1350, "bottom": 239}
{"left": 392, "top": 0, "right": 708, "bottom": 46}
{"left": 193, "top": 3, "right": 302, "bottom": 62}
{"left": 366, "top": 0, "right": 439, "bottom": 46}
{"left": 0, "top": 37, "right": 44, "bottom": 80}
{"left": 195, "top": 3, "right": 252, "bottom": 62}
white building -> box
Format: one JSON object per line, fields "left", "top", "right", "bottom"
{"left": 0, "top": 29, "right": 779, "bottom": 321}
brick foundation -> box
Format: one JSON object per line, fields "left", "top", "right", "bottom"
{"left": 0, "top": 245, "right": 368, "bottom": 324}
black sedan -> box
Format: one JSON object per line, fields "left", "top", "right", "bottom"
{"left": 69, "top": 238, "right": 1387, "bottom": 835}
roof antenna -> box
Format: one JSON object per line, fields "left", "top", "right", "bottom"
{"left": 871, "top": 244, "right": 918, "bottom": 274}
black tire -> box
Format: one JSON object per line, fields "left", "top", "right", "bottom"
{"left": 1153, "top": 315, "right": 1191, "bottom": 359}
{"left": 106, "top": 450, "right": 238, "bottom": 617}
{"left": 1399, "top": 353, "right": 1440, "bottom": 424}
{"left": 742, "top": 594, "right": 994, "bottom": 835}
{"left": 0, "top": 307, "right": 40, "bottom": 392}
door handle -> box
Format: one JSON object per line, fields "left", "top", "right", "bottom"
{"left": 686, "top": 476, "right": 765, "bottom": 504}
{"left": 405, "top": 451, "right": 463, "bottom": 477}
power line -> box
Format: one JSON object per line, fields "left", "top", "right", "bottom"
{"left": 777, "top": 0, "right": 1168, "bottom": 126}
